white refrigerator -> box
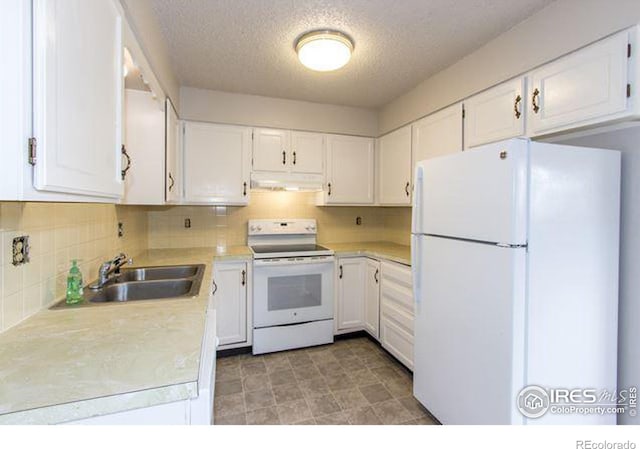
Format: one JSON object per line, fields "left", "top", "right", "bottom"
{"left": 411, "top": 138, "right": 621, "bottom": 425}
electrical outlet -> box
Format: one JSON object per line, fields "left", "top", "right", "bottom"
{"left": 12, "top": 236, "right": 30, "bottom": 266}
{"left": 356, "top": 216, "right": 362, "bottom": 226}
{"left": 118, "top": 222, "right": 124, "bottom": 238}
{"left": 184, "top": 218, "right": 191, "bottom": 228}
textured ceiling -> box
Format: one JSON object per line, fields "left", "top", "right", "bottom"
{"left": 149, "top": 0, "right": 555, "bottom": 108}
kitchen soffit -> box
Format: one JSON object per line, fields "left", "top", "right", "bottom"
{"left": 148, "top": 0, "right": 555, "bottom": 108}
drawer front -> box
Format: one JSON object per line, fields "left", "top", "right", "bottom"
{"left": 381, "top": 301, "right": 414, "bottom": 336}
{"left": 381, "top": 261, "right": 413, "bottom": 316}
{"left": 381, "top": 315, "right": 414, "bottom": 370}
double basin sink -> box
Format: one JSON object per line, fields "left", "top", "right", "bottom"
{"left": 51, "top": 264, "right": 205, "bottom": 309}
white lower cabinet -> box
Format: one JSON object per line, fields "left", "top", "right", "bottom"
{"left": 213, "top": 261, "right": 251, "bottom": 348}
{"left": 364, "top": 259, "right": 381, "bottom": 339}
{"left": 336, "top": 257, "right": 366, "bottom": 332}
{"left": 379, "top": 260, "right": 414, "bottom": 370}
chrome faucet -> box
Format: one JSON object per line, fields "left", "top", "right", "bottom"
{"left": 89, "top": 253, "right": 132, "bottom": 290}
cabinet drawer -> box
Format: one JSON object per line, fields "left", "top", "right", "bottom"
{"left": 381, "top": 301, "right": 414, "bottom": 336}
{"left": 380, "top": 315, "right": 414, "bottom": 370}
{"left": 380, "top": 261, "right": 413, "bottom": 316}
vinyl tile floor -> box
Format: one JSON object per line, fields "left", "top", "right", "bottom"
{"left": 213, "top": 337, "right": 437, "bottom": 425}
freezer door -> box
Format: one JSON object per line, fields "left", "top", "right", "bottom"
{"left": 413, "top": 236, "right": 526, "bottom": 424}
{"left": 413, "top": 138, "right": 528, "bottom": 245}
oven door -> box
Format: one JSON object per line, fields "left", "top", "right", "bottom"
{"left": 253, "top": 256, "right": 334, "bottom": 328}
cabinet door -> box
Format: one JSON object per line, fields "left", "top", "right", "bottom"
{"left": 464, "top": 78, "right": 526, "bottom": 149}
{"left": 528, "top": 30, "right": 630, "bottom": 136}
{"left": 214, "top": 262, "right": 248, "bottom": 346}
{"left": 325, "top": 135, "right": 375, "bottom": 204}
{"left": 252, "top": 128, "right": 290, "bottom": 173}
{"left": 411, "top": 103, "right": 463, "bottom": 171}
{"left": 364, "top": 259, "right": 381, "bottom": 339}
{"left": 123, "top": 89, "right": 165, "bottom": 205}
{"left": 32, "top": 0, "right": 123, "bottom": 198}
{"left": 165, "top": 98, "right": 182, "bottom": 203}
{"left": 290, "top": 131, "right": 324, "bottom": 175}
{"left": 183, "top": 122, "right": 251, "bottom": 204}
{"left": 378, "top": 126, "right": 412, "bottom": 205}
{"left": 336, "top": 258, "right": 366, "bottom": 331}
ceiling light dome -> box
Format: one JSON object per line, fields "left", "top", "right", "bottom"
{"left": 296, "top": 30, "right": 354, "bottom": 72}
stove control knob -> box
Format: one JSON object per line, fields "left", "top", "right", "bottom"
{"left": 257, "top": 226, "right": 263, "bottom": 232}
{"left": 250, "top": 225, "right": 256, "bottom": 232}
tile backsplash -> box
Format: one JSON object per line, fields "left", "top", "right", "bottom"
{"left": 0, "top": 202, "right": 148, "bottom": 332}
{"left": 147, "top": 191, "right": 412, "bottom": 249}
{"left": 0, "top": 193, "right": 410, "bottom": 332}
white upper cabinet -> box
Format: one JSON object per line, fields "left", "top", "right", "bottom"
{"left": 32, "top": 0, "right": 124, "bottom": 198}
{"left": 183, "top": 121, "right": 251, "bottom": 205}
{"left": 252, "top": 128, "right": 290, "bottom": 173}
{"left": 252, "top": 128, "right": 324, "bottom": 175}
{"left": 290, "top": 131, "right": 324, "bottom": 175}
{"left": 464, "top": 78, "right": 526, "bottom": 149}
{"left": 165, "top": 98, "right": 182, "bottom": 203}
{"left": 528, "top": 29, "right": 632, "bottom": 136}
{"left": 122, "top": 89, "right": 165, "bottom": 205}
{"left": 411, "top": 103, "right": 463, "bottom": 171}
{"left": 320, "top": 135, "right": 375, "bottom": 205}
{"left": 377, "top": 125, "right": 412, "bottom": 205}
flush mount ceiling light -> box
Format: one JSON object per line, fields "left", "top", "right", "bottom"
{"left": 295, "top": 30, "right": 354, "bottom": 72}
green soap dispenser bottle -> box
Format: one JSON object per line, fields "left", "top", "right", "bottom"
{"left": 66, "top": 260, "right": 84, "bottom": 304}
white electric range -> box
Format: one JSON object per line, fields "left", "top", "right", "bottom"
{"left": 248, "top": 219, "right": 335, "bottom": 355}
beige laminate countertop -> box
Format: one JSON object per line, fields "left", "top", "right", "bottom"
{"left": 322, "top": 241, "right": 411, "bottom": 266}
{"left": 0, "top": 246, "right": 251, "bottom": 425}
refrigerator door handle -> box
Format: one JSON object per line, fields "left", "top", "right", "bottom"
{"left": 411, "top": 165, "right": 423, "bottom": 234}
{"left": 411, "top": 234, "right": 421, "bottom": 305}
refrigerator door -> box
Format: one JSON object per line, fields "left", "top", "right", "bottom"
{"left": 413, "top": 235, "right": 527, "bottom": 424}
{"left": 413, "top": 138, "right": 528, "bottom": 245}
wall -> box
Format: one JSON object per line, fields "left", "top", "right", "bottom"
{"left": 180, "top": 87, "right": 379, "bottom": 137}
{"left": 378, "top": 0, "right": 640, "bottom": 134}
{"left": 558, "top": 126, "right": 640, "bottom": 425}
{"left": 0, "top": 203, "right": 148, "bottom": 332}
{"left": 119, "top": 0, "right": 181, "bottom": 108}
{"left": 147, "top": 191, "right": 411, "bottom": 249}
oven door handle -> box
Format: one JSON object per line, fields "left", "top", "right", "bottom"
{"left": 253, "top": 256, "right": 335, "bottom": 267}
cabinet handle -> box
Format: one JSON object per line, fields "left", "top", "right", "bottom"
{"left": 241, "top": 269, "right": 246, "bottom": 286}
{"left": 339, "top": 265, "right": 343, "bottom": 279}
{"left": 212, "top": 279, "right": 218, "bottom": 296}
{"left": 243, "top": 181, "right": 247, "bottom": 196}
{"left": 293, "top": 151, "right": 296, "bottom": 165}
{"left": 121, "top": 145, "right": 132, "bottom": 181}
{"left": 514, "top": 94, "right": 522, "bottom": 119}
{"left": 328, "top": 183, "right": 332, "bottom": 196}
{"left": 374, "top": 268, "right": 379, "bottom": 284}
{"left": 282, "top": 150, "right": 286, "bottom": 165}
{"left": 168, "top": 173, "right": 175, "bottom": 191}
{"left": 405, "top": 182, "right": 410, "bottom": 197}
{"left": 532, "top": 88, "right": 540, "bottom": 114}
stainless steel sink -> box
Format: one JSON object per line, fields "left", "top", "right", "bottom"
{"left": 50, "top": 264, "right": 205, "bottom": 309}
{"left": 89, "top": 279, "right": 195, "bottom": 303}
{"left": 117, "top": 265, "right": 201, "bottom": 282}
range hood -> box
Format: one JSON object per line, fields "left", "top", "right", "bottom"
{"left": 250, "top": 172, "right": 324, "bottom": 191}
